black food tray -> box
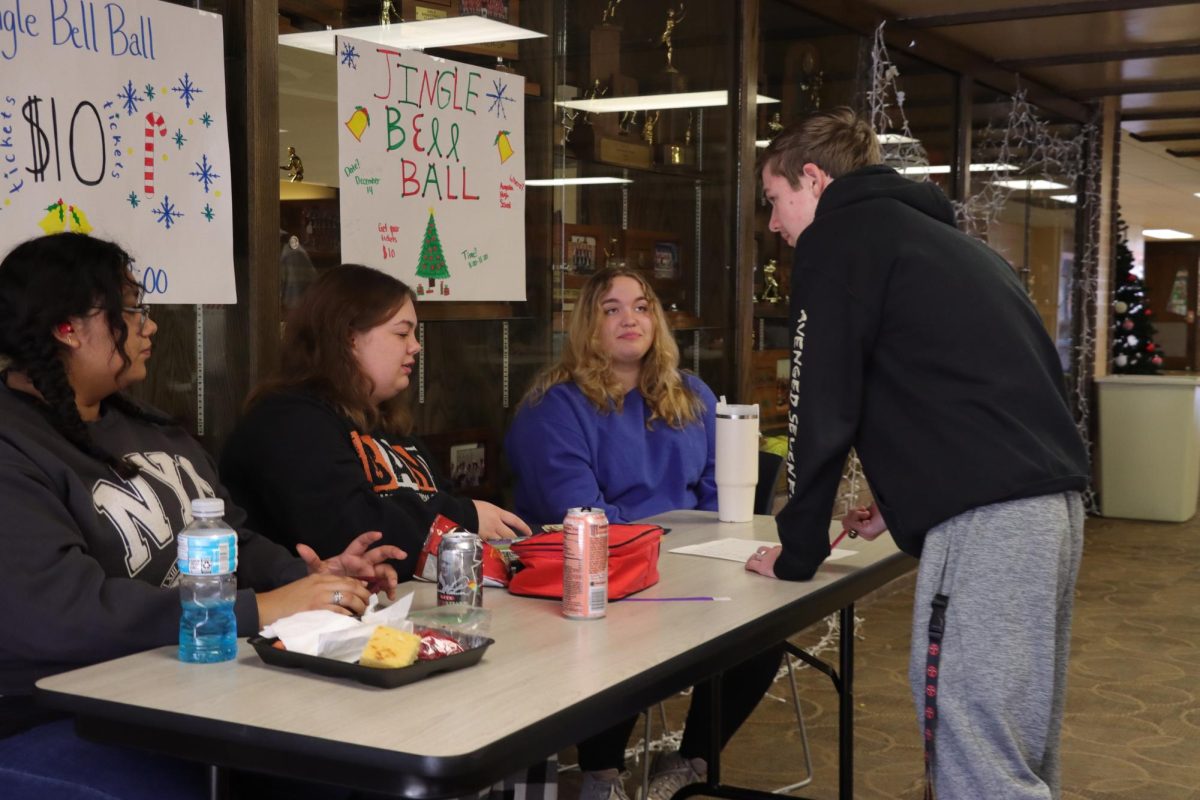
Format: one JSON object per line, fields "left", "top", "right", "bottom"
{"left": 248, "top": 629, "right": 494, "bottom": 688}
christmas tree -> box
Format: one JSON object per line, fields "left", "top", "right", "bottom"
{"left": 1111, "top": 220, "right": 1163, "bottom": 374}
{"left": 415, "top": 207, "right": 450, "bottom": 290}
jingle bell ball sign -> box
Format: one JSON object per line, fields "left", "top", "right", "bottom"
{"left": 0, "top": 0, "right": 235, "bottom": 303}
{"left": 337, "top": 37, "right": 526, "bottom": 301}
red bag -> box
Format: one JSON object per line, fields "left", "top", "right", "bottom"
{"left": 507, "top": 524, "right": 664, "bottom": 600}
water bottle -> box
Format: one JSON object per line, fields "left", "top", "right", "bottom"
{"left": 177, "top": 497, "right": 239, "bottom": 663}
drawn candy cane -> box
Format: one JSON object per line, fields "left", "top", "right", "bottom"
{"left": 144, "top": 112, "right": 167, "bottom": 195}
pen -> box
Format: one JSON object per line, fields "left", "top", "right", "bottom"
{"left": 621, "top": 596, "right": 731, "bottom": 602}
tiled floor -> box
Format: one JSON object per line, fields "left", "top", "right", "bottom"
{"left": 559, "top": 511, "right": 1200, "bottom": 799}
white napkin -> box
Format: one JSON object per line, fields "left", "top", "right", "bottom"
{"left": 259, "top": 591, "right": 415, "bottom": 662}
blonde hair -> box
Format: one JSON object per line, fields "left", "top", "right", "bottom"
{"left": 522, "top": 267, "right": 702, "bottom": 428}
{"left": 759, "top": 106, "right": 881, "bottom": 186}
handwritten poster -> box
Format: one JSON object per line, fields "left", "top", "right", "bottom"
{"left": 0, "top": 0, "right": 235, "bottom": 303}
{"left": 337, "top": 36, "right": 526, "bottom": 301}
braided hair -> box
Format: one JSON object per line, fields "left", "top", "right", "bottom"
{"left": 0, "top": 233, "right": 165, "bottom": 479}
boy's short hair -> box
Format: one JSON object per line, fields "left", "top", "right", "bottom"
{"left": 759, "top": 107, "right": 882, "bottom": 186}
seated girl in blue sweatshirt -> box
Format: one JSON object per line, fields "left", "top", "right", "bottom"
{"left": 506, "top": 267, "right": 779, "bottom": 800}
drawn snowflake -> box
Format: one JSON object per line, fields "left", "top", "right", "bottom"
{"left": 117, "top": 80, "right": 143, "bottom": 116}
{"left": 340, "top": 41, "right": 360, "bottom": 69}
{"left": 486, "top": 79, "right": 514, "bottom": 119}
{"left": 173, "top": 129, "right": 187, "bottom": 149}
{"left": 144, "top": 84, "right": 156, "bottom": 101}
{"left": 127, "top": 192, "right": 140, "bottom": 208}
{"left": 152, "top": 196, "right": 183, "bottom": 230}
{"left": 199, "top": 112, "right": 213, "bottom": 128}
{"left": 189, "top": 154, "right": 220, "bottom": 194}
{"left": 202, "top": 203, "right": 215, "bottom": 222}
{"left": 171, "top": 73, "right": 204, "bottom": 109}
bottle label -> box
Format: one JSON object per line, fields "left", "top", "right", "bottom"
{"left": 177, "top": 531, "right": 238, "bottom": 575}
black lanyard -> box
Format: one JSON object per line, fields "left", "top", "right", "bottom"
{"left": 923, "top": 592, "right": 949, "bottom": 800}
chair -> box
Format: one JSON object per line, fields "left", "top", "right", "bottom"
{"left": 637, "top": 450, "right": 814, "bottom": 797}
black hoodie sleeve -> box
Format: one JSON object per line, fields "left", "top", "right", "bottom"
{"left": 220, "top": 394, "right": 478, "bottom": 581}
{"left": 772, "top": 252, "right": 881, "bottom": 581}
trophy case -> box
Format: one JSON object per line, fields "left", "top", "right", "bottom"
{"left": 545, "top": 0, "right": 738, "bottom": 386}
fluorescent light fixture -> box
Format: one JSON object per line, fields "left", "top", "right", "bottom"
{"left": 1195, "top": 192, "right": 1200, "bottom": 198}
{"left": 279, "top": 17, "right": 546, "bottom": 55}
{"left": 759, "top": 132, "right": 919, "bottom": 149}
{"left": 896, "top": 162, "right": 1016, "bottom": 175}
{"left": 1143, "top": 228, "right": 1194, "bottom": 239}
{"left": 1050, "top": 194, "right": 1077, "bottom": 204}
{"left": 526, "top": 177, "right": 632, "bottom": 187}
{"left": 992, "top": 179, "right": 1069, "bottom": 191}
{"left": 557, "top": 90, "right": 779, "bottom": 114}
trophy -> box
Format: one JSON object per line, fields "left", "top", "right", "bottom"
{"left": 572, "top": 1, "right": 651, "bottom": 169}
{"left": 651, "top": 3, "right": 692, "bottom": 167}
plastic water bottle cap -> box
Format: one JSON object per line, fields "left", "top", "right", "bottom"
{"left": 191, "top": 497, "right": 225, "bottom": 517}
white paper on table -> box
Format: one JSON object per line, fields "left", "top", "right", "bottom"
{"left": 669, "top": 538, "right": 856, "bottom": 563}
{"left": 258, "top": 591, "right": 415, "bottom": 661}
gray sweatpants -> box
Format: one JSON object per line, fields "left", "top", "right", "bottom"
{"left": 909, "top": 492, "right": 1084, "bottom": 800}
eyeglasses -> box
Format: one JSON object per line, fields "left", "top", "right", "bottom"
{"left": 123, "top": 304, "right": 152, "bottom": 330}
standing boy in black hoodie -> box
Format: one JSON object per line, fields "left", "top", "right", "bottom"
{"left": 744, "top": 108, "right": 1089, "bottom": 800}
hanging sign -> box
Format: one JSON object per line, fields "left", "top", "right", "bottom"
{"left": 0, "top": 0, "right": 235, "bottom": 303}
{"left": 336, "top": 36, "right": 526, "bottom": 301}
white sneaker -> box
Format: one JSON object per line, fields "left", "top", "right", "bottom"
{"left": 642, "top": 752, "right": 705, "bottom": 800}
{"left": 580, "top": 770, "right": 631, "bottom": 800}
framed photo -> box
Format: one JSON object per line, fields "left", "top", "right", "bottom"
{"left": 423, "top": 427, "right": 498, "bottom": 501}
{"left": 449, "top": 442, "right": 487, "bottom": 490}
{"left": 653, "top": 241, "right": 679, "bottom": 280}
{"left": 567, "top": 234, "right": 598, "bottom": 274}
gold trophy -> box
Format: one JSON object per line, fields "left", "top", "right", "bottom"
{"left": 574, "top": 2, "right": 651, "bottom": 168}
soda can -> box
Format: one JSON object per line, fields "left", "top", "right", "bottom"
{"left": 562, "top": 506, "right": 608, "bottom": 619}
{"left": 437, "top": 531, "right": 484, "bottom": 607}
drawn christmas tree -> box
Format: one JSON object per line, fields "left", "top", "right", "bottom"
{"left": 415, "top": 206, "right": 450, "bottom": 293}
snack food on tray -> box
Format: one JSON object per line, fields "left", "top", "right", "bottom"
{"left": 359, "top": 625, "right": 422, "bottom": 668}
{"left": 417, "top": 628, "right": 466, "bottom": 660}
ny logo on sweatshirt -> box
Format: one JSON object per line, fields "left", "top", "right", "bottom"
{"left": 92, "top": 452, "right": 217, "bottom": 579}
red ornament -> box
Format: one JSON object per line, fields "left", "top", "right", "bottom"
{"left": 1152, "top": 356, "right": 1163, "bottom": 366}
{"left": 1146, "top": 343, "right": 1156, "bottom": 352}
{"left": 1123, "top": 319, "right": 1134, "bottom": 330}
{"left": 1145, "top": 308, "right": 1154, "bottom": 317}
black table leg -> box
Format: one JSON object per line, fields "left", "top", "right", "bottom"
{"left": 209, "top": 764, "right": 231, "bottom": 800}
{"left": 838, "top": 603, "right": 855, "bottom": 800}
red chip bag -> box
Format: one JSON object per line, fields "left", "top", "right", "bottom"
{"left": 416, "top": 628, "right": 466, "bottom": 660}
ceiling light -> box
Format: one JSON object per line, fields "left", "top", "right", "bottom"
{"left": 1143, "top": 229, "right": 1193, "bottom": 239}
{"left": 1050, "top": 194, "right": 1077, "bottom": 204}
{"left": 897, "top": 162, "right": 1018, "bottom": 175}
{"left": 1195, "top": 192, "right": 1200, "bottom": 199}
{"left": 557, "top": 91, "right": 779, "bottom": 114}
{"left": 279, "top": 17, "right": 546, "bottom": 55}
{"left": 760, "top": 132, "right": 920, "bottom": 149}
{"left": 525, "top": 177, "right": 632, "bottom": 187}
{"left": 992, "top": 179, "right": 1069, "bottom": 190}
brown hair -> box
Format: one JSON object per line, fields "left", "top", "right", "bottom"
{"left": 758, "top": 106, "right": 881, "bottom": 187}
{"left": 521, "top": 267, "right": 702, "bottom": 428}
{"left": 250, "top": 264, "right": 416, "bottom": 435}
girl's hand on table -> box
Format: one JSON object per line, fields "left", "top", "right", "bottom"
{"left": 472, "top": 500, "right": 532, "bottom": 540}
{"left": 298, "top": 531, "right": 405, "bottom": 598}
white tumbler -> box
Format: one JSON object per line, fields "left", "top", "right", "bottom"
{"left": 715, "top": 398, "right": 759, "bottom": 522}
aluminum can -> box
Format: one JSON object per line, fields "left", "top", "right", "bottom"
{"left": 437, "top": 530, "right": 483, "bottom": 607}
{"left": 562, "top": 506, "right": 608, "bottom": 619}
